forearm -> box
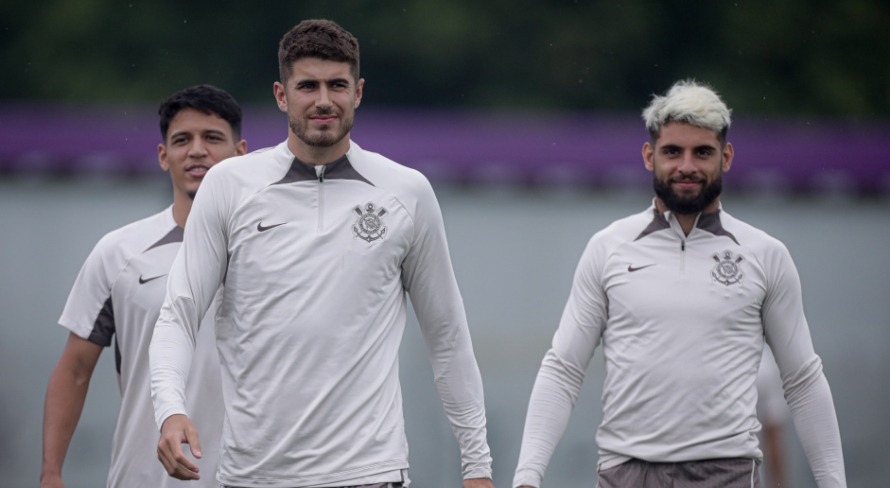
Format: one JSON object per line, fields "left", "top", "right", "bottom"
{"left": 150, "top": 302, "right": 198, "bottom": 428}
{"left": 513, "top": 349, "right": 585, "bottom": 488}
{"left": 41, "top": 362, "right": 92, "bottom": 480}
{"left": 761, "top": 424, "right": 786, "bottom": 488}
{"left": 785, "top": 357, "right": 846, "bottom": 487}
{"left": 431, "top": 325, "right": 492, "bottom": 479}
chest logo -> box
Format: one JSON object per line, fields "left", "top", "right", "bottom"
{"left": 138, "top": 273, "right": 167, "bottom": 285}
{"left": 257, "top": 221, "right": 286, "bottom": 232}
{"left": 711, "top": 250, "right": 744, "bottom": 286}
{"left": 353, "top": 202, "right": 387, "bottom": 242}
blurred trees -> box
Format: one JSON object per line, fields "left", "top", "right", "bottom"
{"left": 1, "top": 0, "right": 888, "bottom": 118}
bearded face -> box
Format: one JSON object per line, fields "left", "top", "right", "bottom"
{"left": 653, "top": 171, "right": 723, "bottom": 215}
{"left": 643, "top": 122, "right": 733, "bottom": 216}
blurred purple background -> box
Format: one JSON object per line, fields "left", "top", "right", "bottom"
{"left": 2, "top": 104, "right": 888, "bottom": 193}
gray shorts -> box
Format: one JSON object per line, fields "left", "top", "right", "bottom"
{"left": 597, "top": 458, "right": 760, "bottom": 488}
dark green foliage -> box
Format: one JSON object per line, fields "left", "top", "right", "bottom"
{"left": 2, "top": 0, "right": 888, "bottom": 117}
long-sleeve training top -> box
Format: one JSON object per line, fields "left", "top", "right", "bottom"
{"left": 514, "top": 204, "right": 845, "bottom": 488}
{"left": 151, "top": 141, "right": 492, "bottom": 488}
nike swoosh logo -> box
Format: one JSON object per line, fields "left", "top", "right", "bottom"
{"left": 138, "top": 274, "right": 167, "bottom": 284}
{"left": 627, "top": 264, "right": 656, "bottom": 272}
{"left": 257, "top": 221, "right": 287, "bottom": 232}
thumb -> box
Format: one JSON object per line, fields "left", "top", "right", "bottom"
{"left": 185, "top": 425, "right": 203, "bottom": 459}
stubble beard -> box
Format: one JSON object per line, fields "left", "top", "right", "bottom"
{"left": 289, "top": 110, "right": 354, "bottom": 148}
{"left": 653, "top": 173, "right": 723, "bottom": 215}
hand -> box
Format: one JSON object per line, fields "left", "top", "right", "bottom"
{"left": 157, "top": 414, "right": 203, "bottom": 480}
{"left": 463, "top": 478, "right": 495, "bottom": 488}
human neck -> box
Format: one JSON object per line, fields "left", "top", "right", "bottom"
{"left": 288, "top": 135, "right": 350, "bottom": 165}
{"left": 171, "top": 193, "right": 192, "bottom": 228}
{"left": 655, "top": 197, "right": 720, "bottom": 236}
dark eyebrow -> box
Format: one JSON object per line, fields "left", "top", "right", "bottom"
{"left": 168, "top": 129, "right": 227, "bottom": 141}
{"left": 295, "top": 77, "right": 351, "bottom": 86}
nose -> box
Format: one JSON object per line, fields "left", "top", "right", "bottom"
{"left": 187, "top": 138, "right": 209, "bottom": 158}
{"left": 677, "top": 151, "right": 697, "bottom": 173}
{"left": 315, "top": 86, "right": 332, "bottom": 108}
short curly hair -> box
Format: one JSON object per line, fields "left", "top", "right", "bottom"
{"left": 278, "top": 19, "right": 360, "bottom": 83}
{"left": 642, "top": 79, "right": 732, "bottom": 145}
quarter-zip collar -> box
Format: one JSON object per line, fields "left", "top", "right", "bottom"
{"left": 635, "top": 200, "right": 739, "bottom": 245}
{"left": 273, "top": 153, "right": 373, "bottom": 185}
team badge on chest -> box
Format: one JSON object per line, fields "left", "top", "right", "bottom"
{"left": 711, "top": 250, "right": 744, "bottom": 286}
{"left": 353, "top": 202, "right": 387, "bottom": 242}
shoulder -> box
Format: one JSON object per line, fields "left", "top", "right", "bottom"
{"left": 91, "top": 209, "right": 174, "bottom": 260}
{"left": 719, "top": 210, "right": 789, "bottom": 255}
{"left": 204, "top": 142, "right": 293, "bottom": 188}
{"left": 347, "top": 142, "right": 437, "bottom": 220}
{"left": 588, "top": 206, "right": 655, "bottom": 250}
{"left": 348, "top": 141, "right": 432, "bottom": 194}
{"left": 68, "top": 208, "right": 175, "bottom": 299}
{"left": 571, "top": 207, "right": 654, "bottom": 272}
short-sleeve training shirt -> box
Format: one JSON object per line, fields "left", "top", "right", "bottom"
{"left": 59, "top": 207, "right": 224, "bottom": 488}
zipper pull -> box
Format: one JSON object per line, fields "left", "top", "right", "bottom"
{"left": 315, "top": 164, "right": 326, "bottom": 182}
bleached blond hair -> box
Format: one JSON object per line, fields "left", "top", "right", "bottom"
{"left": 642, "top": 79, "right": 732, "bottom": 143}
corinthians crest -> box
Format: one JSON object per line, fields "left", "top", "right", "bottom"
{"left": 353, "top": 202, "right": 387, "bottom": 242}
{"left": 711, "top": 250, "right": 744, "bottom": 286}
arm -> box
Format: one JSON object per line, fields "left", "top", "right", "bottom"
{"left": 762, "top": 244, "right": 846, "bottom": 487}
{"left": 150, "top": 170, "right": 229, "bottom": 480}
{"left": 40, "top": 333, "right": 103, "bottom": 488}
{"left": 756, "top": 348, "right": 789, "bottom": 488}
{"left": 513, "top": 238, "right": 606, "bottom": 488}
{"left": 401, "top": 179, "right": 492, "bottom": 482}
{"left": 761, "top": 421, "right": 786, "bottom": 488}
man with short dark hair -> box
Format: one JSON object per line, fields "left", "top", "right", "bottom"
{"left": 41, "top": 84, "right": 246, "bottom": 488}
{"left": 513, "top": 80, "right": 846, "bottom": 488}
{"left": 151, "top": 19, "right": 494, "bottom": 488}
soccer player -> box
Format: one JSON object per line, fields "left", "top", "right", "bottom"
{"left": 513, "top": 80, "right": 846, "bottom": 487}
{"left": 40, "top": 85, "right": 246, "bottom": 488}
{"left": 149, "top": 19, "right": 494, "bottom": 488}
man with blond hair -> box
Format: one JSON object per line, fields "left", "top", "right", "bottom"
{"left": 513, "top": 80, "right": 846, "bottom": 487}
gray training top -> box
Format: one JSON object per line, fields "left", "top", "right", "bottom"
{"left": 514, "top": 204, "right": 846, "bottom": 488}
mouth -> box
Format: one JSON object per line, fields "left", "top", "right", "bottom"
{"left": 309, "top": 113, "right": 338, "bottom": 124}
{"left": 185, "top": 164, "right": 210, "bottom": 177}
{"left": 671, "top": 178, "right": 704, "bottom": 190}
